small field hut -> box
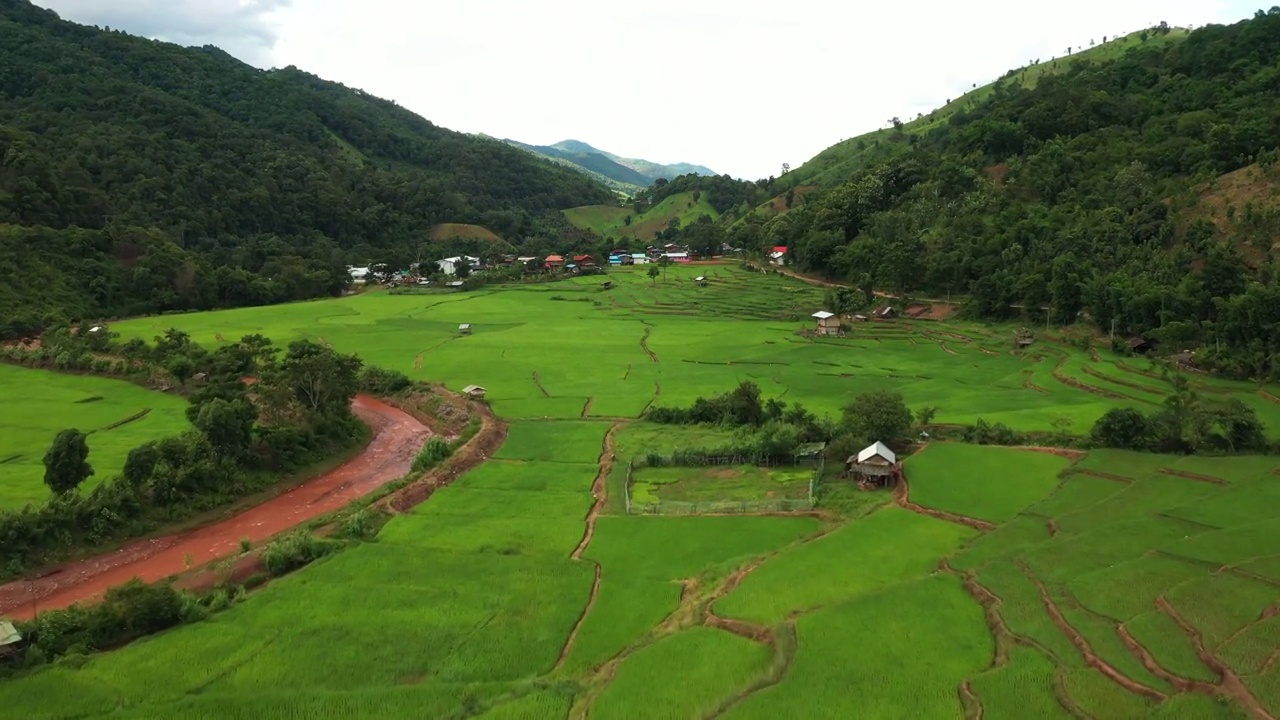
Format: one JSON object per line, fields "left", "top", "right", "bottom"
{"left": 845, "top": 442, "right": 898, "bottom": 486}
{"left": 694, "top": 276, "right": 708, "bottom": 287}
{"left": 601, "top": 281, "right": 614, "bottom": 290}
{"left": 458, "top": 323, "right": 472, "bottom": 335}
{"left": 873, "top": 306, "right": 897, "bottom": 320}
{"left": 462, "top": 385, "right": 487, "bottom": 400}
{"left": 1127, "top": 336, "right": 1153, "bottom": 354}
{"left": 811, "top": 310, "right": 840, "bottom": 336}
{"left": 0, "top": 621, "right": 20, "bottom": 659}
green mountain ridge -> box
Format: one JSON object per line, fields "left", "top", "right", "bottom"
{"left": 726, "top": 12, "right": 1280, "bottom": 380}
{"left": 503, "top": 137, "right": 716, "bottom": 194}
{"left": 0, "top": 0, "right": 612, "bottom": 335}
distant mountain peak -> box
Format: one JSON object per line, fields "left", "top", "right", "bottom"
{"left": 506, "top": 139, "right": 715, "bottom": 193}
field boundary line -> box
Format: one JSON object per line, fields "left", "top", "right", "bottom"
{"left": 532, "top": 370, "right": 550, "bottom": 397}
{"left": 553, "top": 422, "right": 623, "bottom": 674}
{"left": 894, "top": 454, "right": 996, "bottom": 532}
{"left": 1017, "top": 560, "right": 1168, "bottom": 702}
{"left": 1116, "top": 621, "right": 1220, "bottom": 695}
{"left": 1157, "top": 596, "right": 1277, "bottom": 720}
{"left": 1157, "top": 467, "right": 1229, "bottom": 486}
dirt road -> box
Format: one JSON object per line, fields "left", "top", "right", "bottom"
{"left": 0, "top": 395, "right": 430, "bottom": 620}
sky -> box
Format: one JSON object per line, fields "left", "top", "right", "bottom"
{"left": 38, "top": 0, "right": 1262, "bottom": 180}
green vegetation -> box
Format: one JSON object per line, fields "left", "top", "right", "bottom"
{"left": 729, "top": 14, "right": 1280, "bottom": 381}
{"left": 3, "top": 263, "right": 1280, "bottom": 717}
{"left": 628, "top": 465, "right": 811, "bottom": 504}
{"left": 0, "top": 1, "right": 611, "bottom": 337}
{"left": 0, "top": 328, "right": 365, "bottom": 578}
{"left": 0, "top": 364, "right": 189, "bottom": 510}
{"left": 563, "top": 191, "right": 721, "bottom": 242}
{"left": 905, "top": 444, "right": 1071, "bottom": 522}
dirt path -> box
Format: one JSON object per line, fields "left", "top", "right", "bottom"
{"left": 1019, "top": 561, "right": 1167, "bottom": 702}
{"left": 554, "top": 422, "right": 622, "bottom": 673}
{"left": 0, "top": 395, "right": 431, "bottom": 620}
{"left": 640, "top": 381, "right": 663, "bottom": 416}
{"left": 640, "top": 327, "right": 659, "bottom": 363}
{"left": 1158, "top": 597, "right": 1277, "bottom": 720}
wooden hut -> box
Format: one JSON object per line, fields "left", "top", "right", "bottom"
{"left": 458, "top": 323, "right": 472, "bottom": 335}
{"left": 811, "top": 310, "right": 840, "bottom": 336}
{"left": 873, "top": 305, "right": 897, "bottom": 320}
{"left": 694, "top": 276, "right": 708, "bottom": 287}
{"left": 1127, "top": 336, "right": 1153, "bottom": 354}
{"left": 462, "top": 385, "right": 487, "bottom": 400}
{"left": 601, "top": 281, "right": 614, "bottom": 290}
{"left": 845, "top": 442, "right": 898, "bottom": 486}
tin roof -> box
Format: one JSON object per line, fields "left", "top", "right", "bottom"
{"left": 857, "top": 441, "right": 896, "bottom": 464}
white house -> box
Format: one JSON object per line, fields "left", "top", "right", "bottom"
{"left": 811, "top": 310, "right": 839, "bottom": 336}
{"left": 437, "top": 256, "right": 480, "bottom": 276}
{"left": 347, "top": 266, "right": 371, "bottom": 282}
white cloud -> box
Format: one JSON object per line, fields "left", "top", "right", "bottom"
{"left": 36, "top": 0, "right": 290, "bottom": 67}
{"left": 35, "top": 0, "right": 1260, "bottom": 180}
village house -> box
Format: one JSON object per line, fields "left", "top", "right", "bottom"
{"left": 545, "top": 254, "right": 565, "bottom": 270}
{"left": 631, "top": 253, "right": 649, "bottom": 265}
{"left": 845, "top": 441, "right": 899, "bottom": 486}
{"left": 769, "top": 246, "right": 788, "bottom": 265}
{"left": 347, "top": 266, "right": 371, "bottom": 283}
{"left": 437, "top": 256, "right": 479, "bottom": 276}
{"left": 811, "top": 310, "right": 840, "bottom": 336}
{"left": 574, "top": 254, "right": 597, "bottom": 268}
{"left": 663, "top": 251, "right": 691, "bottom": 263}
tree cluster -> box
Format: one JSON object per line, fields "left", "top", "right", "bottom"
{"left": 0, "top": 328, "right": 367, "bottom": 578}
{"left": 1089, "top": 373, "right": 1268, "bottom": 453}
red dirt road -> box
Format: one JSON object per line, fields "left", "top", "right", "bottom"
{"left": 0, "top": 395, "right": 429, "bottom": 620}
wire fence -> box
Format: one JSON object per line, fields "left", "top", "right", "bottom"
{"left": 624, "top": 455, "right": 825, "bottom": 516}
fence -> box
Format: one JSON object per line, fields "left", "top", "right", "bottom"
{"left": 624, "top": 455, "right": 825, "bottom": 516}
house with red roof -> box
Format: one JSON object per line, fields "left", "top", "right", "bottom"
{"left": 769, "top": 246, "right": 788, "bottom": 266}
{"left": 545, "top": 254, "right": 565, "bottom": 269}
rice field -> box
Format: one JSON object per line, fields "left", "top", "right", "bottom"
{"left": 627, "top": 464, "right": 812, "bottom": 504}
{"left": 4, "top": 263, "right": 1280, "bottom": 718}
{"left": 0, "top": 364, "right": 190, "bottom": 510}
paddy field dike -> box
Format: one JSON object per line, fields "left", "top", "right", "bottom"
{"left": 2, "top": 263, "right": 1279, "bottom": 719}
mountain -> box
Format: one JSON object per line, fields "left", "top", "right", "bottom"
{"left": 728, "top": 13, "right": 1280, "bottom": 379}
{"left": 502, "top": 139, "right": 654, "bottom": 194}
{"left": 0, "top": 0, "right": 612, "bottom": 336}
{"left": 777, "top": 28, "right": 1193, "bottom": 191}
{"left": 504, "top": 138, "right": 716, "bottom": 194}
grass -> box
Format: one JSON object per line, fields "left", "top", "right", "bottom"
{"left": 590, "top": 627, "right": 772, "bottom": 719}
{"left": 628, "top": 464, "right": 811, "bottom": 504}
{"left": 722, "top": 575, "right": 992, "bottom": 719}
{"left": 904, "top": 443, "right": 1072, "bottom": 522}
{"left": 565, "top": 515, "right": 819, "bottom": 674}
{"left": 563, "top": 191, "right": 719, "bottom": 241}
{"left": 0, "top": 364, "right": 190, "bottom": 510}
{"left": 714, "top": 507, "right": 976, "bottom": 625}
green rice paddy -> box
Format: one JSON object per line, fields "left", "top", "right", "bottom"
{"left": 4, "top": 263, "right": 1280, "bottom": 718}
{"left": 0, "top": 365, "right": 190, "bottom": 510}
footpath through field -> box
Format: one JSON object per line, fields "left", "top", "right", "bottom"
{"left": 0, "top": 395, "right": 430, "bottom": 620}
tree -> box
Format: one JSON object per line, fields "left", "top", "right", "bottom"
{"left": 268, "top": 340, "right": 362, "bottom": 419}
{"left": 191, "top": 396, "right": 259, "bottom": 458}
{"left": 647, "top": 265, "right": 660, "bottom": 285}
{"left": 43, "top": 429, "right": 94, "bottom": 495}
{"left": 840, "top": 390, "right": 914, "bottom": 447}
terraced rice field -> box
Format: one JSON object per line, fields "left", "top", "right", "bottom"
{"left": 0, "top": 365, "right": 190, "bottom": 510}
{"left": 4, "top": 264, "right": 1280, "bottom": 718}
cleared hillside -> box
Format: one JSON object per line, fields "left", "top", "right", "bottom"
{"left": 563, "top": 192, "right": 721, "bottom": 241}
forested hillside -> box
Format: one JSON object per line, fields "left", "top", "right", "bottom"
{"left": 0, "top": 0, "right": 611, "bottom": 336}
{"left": 730, "top": 11, "right": 1280, "bottom": 379}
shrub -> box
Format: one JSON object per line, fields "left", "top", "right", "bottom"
{"left": 261, "top": 531, "right": 341, "bottom": 576}
{"left": 358, "top": 366, "right": 413, "bottom": 395}
{"left": 412, "top": 438, "right": 453, "bottom": 472}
